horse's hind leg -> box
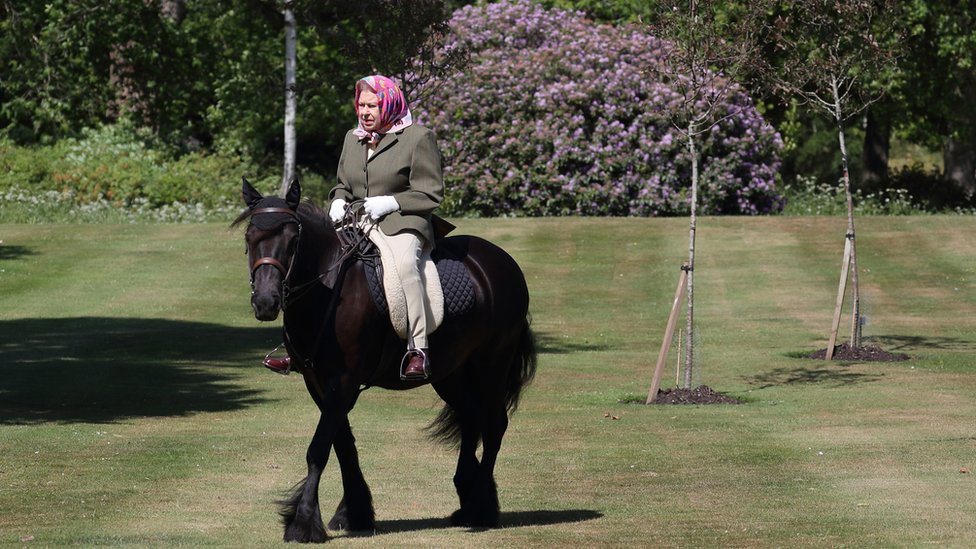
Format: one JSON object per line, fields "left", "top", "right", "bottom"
{"left": 449, "top": 416, "right": 482, "bottom": 527}
{"left": 448, "top": 406, "right": 507, "bottom": 528}
{"left": 431, "top": 374, "right": 486, "bottom": 528}
{"left": 443, "top": 379, "right": 508, "bottom": 527}
{"left": 327, "top": 416, "right": 375, "bottom": 532}
{"left": 460, "top": 333, "right": 529, "bottom": 528}
{"left": 470, "top": 408, "right": 507, "bottom": 527}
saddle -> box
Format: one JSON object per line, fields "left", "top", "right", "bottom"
{"left": 344, "top": 225, "right": 476, "bottom": 339}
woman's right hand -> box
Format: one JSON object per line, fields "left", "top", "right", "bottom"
{"left": 329, "top": 199, "right": 347, "bottom": 223}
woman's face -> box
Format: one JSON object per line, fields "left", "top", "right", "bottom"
{"left": 358, "top": 89, "right": 381, "bottom": 131}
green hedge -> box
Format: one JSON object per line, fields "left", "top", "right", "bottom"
{"left": 0, "top": 124, "right": 332, "bottom": 218}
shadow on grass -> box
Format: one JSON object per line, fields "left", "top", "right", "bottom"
{"left": 865, "top": 334, "right": 976, "bottom": 352}
{"left": 747, "top": 365, "right": 884, "bottom": 390}
{"left": 0, "top": 243, "right": 37, "bottom": 261}
{"left": 535, "top": 332, "right": 610, "bottom": 354}
{"left": 0, "top": 316, "right": 281, "bottom": 425}
{"left": 342, "top": 509, "right": 603, "bottom": 537}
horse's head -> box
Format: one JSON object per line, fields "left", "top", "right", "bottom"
{"left": 238, "top": 177, "right": 302, "bottom": 321}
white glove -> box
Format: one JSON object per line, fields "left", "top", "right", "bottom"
{"left": 363, "top": 195, "right": 400, "bottom": 220}
{"left": 329, "top": 199, "right": 347, "bottom": 223}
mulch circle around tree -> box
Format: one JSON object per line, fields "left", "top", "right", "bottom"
{"left": 650, "top": 385, "right": 742, "bottom": 405}
{"left": 805, "top": 343, "right": 909, "bottom": 362}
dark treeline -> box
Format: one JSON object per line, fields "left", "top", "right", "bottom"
{"left": 0, "top": 0, "right": 468, "bottom": 174}
{"left": 2, "top": 0, "right": 973, "bottom": 206}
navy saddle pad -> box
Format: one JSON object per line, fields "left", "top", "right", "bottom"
{"left": 362, "top": 239, "right": 477, "bottom": 320}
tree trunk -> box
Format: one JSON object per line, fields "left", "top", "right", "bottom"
{"left": 826, "top": 76, "right": 861, "bottom": 358}
{"left": 838, "top": 123, "right": 861, "bottom": 348}
{"left": 280, "top": 2, "right": 298, "bottom": 196}
{"left": 861, "top": 108, "right": 890, "bottom": 188}
{"left": 944, "top": 135, "right": 976, "bottom": 199}
{"left": 848, "top": 231, "right": 861, "bottom": 347}
{"left": 683, "top": 123, "right": 699, "bottom": 389}
{"left": 944, "top": 76, "right": 976, "bottom": 199}
{"left": 840, "top": 130, "right": 862, "bottom": 348}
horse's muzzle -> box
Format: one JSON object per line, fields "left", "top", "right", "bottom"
{"left": 252, "top": 292, "right": 282, "bottom": 321}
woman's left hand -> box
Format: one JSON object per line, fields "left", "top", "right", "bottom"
{"left": 363, "top": 195, "right": 400, "bottom": 220}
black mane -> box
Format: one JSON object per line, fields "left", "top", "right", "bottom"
{"left": 296, "top": 201, "right": 326, "bottom": 223}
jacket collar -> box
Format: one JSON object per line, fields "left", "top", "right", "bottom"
{"left": 364, "top": 129, "right": 402, "bottom": 163}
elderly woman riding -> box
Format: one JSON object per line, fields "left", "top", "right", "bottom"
{"left": 264, "top": 75, "right": 444, "bottom": 380}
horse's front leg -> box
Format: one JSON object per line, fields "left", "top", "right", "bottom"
{"left": 279, "top": 407, "right": 339, "bottom": 543}
{"left": 327, "top": 413, "right": 375, "bottom": 532}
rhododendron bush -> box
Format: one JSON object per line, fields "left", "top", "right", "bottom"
{"left": 413, "top": 0, "right": 783, "bottom": 217}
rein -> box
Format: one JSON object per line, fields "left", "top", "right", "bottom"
{"left": 248, "top": 203, "right": 374, "bottom": 299}
{"left": 247, "top": 201, "right": 378, "bottom": 376}
{"left": 284, "top": 200, "right": 376, "bottom": 305}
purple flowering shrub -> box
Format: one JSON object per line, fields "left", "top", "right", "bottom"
{"left": 413, "top": 0, "right": 783, "bottom": 216}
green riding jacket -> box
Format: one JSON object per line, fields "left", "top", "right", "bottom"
{"left": 329, "top": 124, "right": 444, "bottom": 245}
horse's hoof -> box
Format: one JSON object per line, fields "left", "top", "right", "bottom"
{"left": 283, "top": 532, "right": 328, "bottom": 543}
{"left": 327, "top": 515, "right": 369, "bottom": 532}
{"left": 450, "top": 508, "right": 499, "bottom": 528}
{"left": 449, "top": 508, "right": 468, "bottom": 527}
{"left": 328, "top": 505, "right": 376, "bottom": 532}
{"left": 284, "top": 520, "right": 328, "bottom": 543}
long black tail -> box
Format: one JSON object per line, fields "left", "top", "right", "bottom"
{"left": 427, "top": 319, "right": 537, "bottom": 447}
{"left": 504, "top": 319, "right": 537, "bottom": 414}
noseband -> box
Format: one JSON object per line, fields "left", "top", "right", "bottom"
{"left": 248, "top": 207, "right": 302, "bottom": 293}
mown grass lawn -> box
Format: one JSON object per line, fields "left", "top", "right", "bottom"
{"left": 1, "top": 216, "right": 974, "bottom": 548}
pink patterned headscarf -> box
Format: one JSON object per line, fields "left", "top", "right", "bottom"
{"left": 353, "top": 75, "right": 413, "bottom": 145}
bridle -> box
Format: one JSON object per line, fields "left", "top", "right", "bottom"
{"left": 247, "top": 207, "right": 302, "bottom": 299}
{"left": 245, "top": 201, "right": 383, "bottom": 381}
{"left": 247, "top": 201, "right": 375, "bottom": 309}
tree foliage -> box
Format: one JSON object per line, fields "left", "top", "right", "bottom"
{"left": 758, "top": 0, "right": 900, "bottom": 123}
{"left": 0, "top": 0, "right": 462, "bottom": 168}
{"left": 1, "top": 1, "right": 166, "bottom": 143}
{"left": 894, "top": 1, "right": 976, "bottom": 147}
{"left": 415, "top": 0, "right": 782, "bottom": 217}
{"left": 3, "top": 0, "right": 973, "bottom": 212}
{"left": 536, "top": 0, "right": 655, "bottom": 23}
{"left": 887, "top": 1, "right": 976, "bottom": 197}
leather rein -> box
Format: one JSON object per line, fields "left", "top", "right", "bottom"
{"left": 247, "top": 202, "right": 374, "bottom": 383}
{"left": 248, "top": 202, "right": 373, "bottom": 309}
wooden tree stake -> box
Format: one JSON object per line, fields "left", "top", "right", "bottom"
{"left": 647, "top": 264, "right": 690, "bottom": 404}
{"left": 826, "top": 235, "right": 853, "bottom": 360}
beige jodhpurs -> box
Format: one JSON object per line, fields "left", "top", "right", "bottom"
{"left": 367, "top": 226, "right": 432, "bottom": 350}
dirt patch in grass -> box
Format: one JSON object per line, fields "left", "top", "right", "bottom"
{"left": 650, "top": 385, "right": 742, "bottom": 405}
{"left": 805, "top": 343, "right": 910, "bottom": 362}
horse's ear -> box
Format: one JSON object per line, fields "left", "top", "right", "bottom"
{"left": 242, "top": 176, "right": 263, "bottom": 209}
{"left": 285, "top": 177, "right": 302, "bottom": 210}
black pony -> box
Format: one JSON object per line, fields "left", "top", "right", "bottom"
{"left": 234, "top": 178, "right": 537, "bottom": 543}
